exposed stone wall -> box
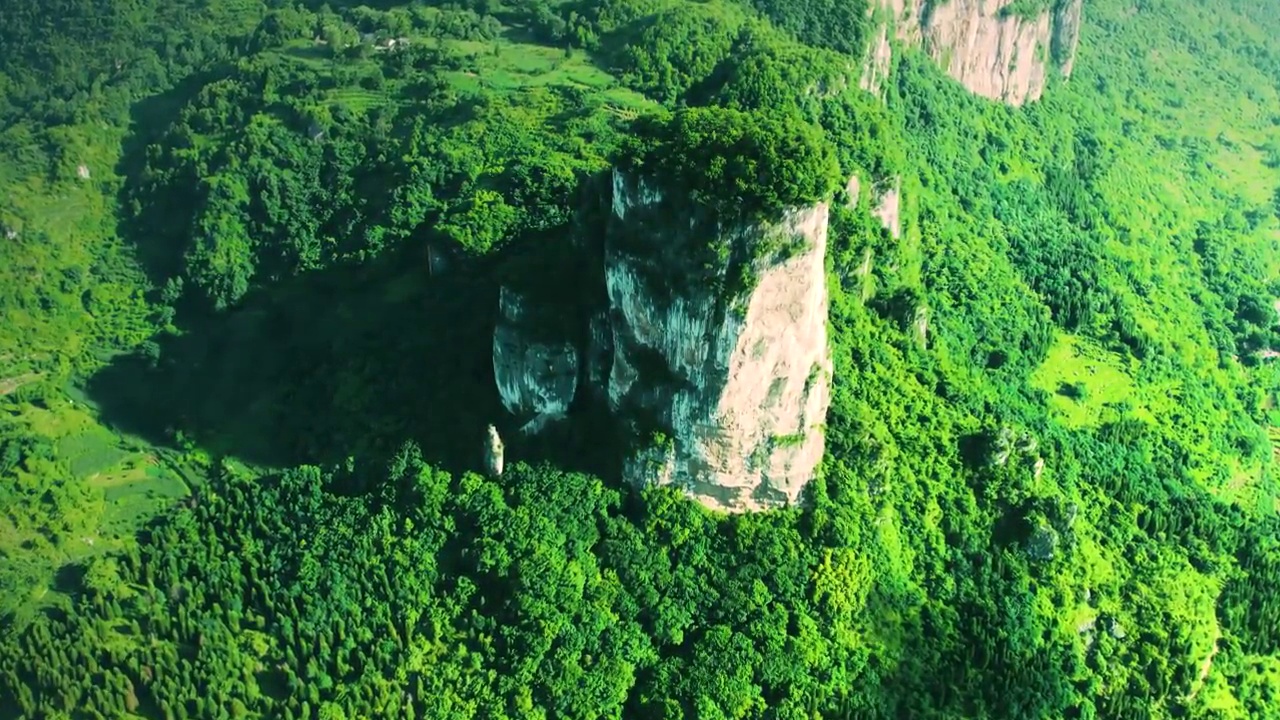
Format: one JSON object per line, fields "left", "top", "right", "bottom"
{"left": 492, "top": 285, "right": 579, "bottom": 435}
{"left": 869, "top": 0, "right": 1084, "bottom": 106}
{"left": 603, "top": 171, "right": 832, "bottom": 512}
{"left": 491, "top": 169, "right": 835, "bottom": 512}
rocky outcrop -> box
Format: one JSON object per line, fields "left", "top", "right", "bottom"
{"left": 846, "top": 174, "right": 902, "bottom": 239}
{"left": 491, "top": 169, "right": 834, "bottom": 512}
{"left": 1049, "top": 0, "right": 1083, "bottom": 78}
{"left": 484, "top": 424, "right": 505, "bottom": 477}
{"left": 872, "top": 178, "right": 902, "bottom": 239}
{"left": 868, "top": 0, "right": 1083, "bottom": 106}
{"left": 860, "top": 24, "right": 895, "bottom": 96}
{"left": 604, "top": 171, "right": 832, "bottom": 512}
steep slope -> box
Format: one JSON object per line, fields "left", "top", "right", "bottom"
{"left": 493, "top": 285, "right": 580, "bottom": 435}
{"left": 492, "top": 166, "right": 835, "bottom": 512}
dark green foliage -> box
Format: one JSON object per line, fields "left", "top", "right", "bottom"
{"left": 0, "top": 0, "right": 260, "bottom": 128}
{"left": 123, "top": 34, "right": 622, "bottom": 312}
{"left": 1192, "top": 212, "right": 1280, "bottom": 357}
{"left": 743, "top": 0, "right": 871, "bottom": 56}
{"left": 611, "top": 2, "right": 746, "bottom": 103}
{"left": 999, "top": 0, "right": 1057, "bottom": 20}
{"left": 625, "top": 106, "right": 839, "bottom": 221}
{"left": 994, "top": 177, "right": 1112, "bottom": 331}
{"left": 0, "top": 453, "right": 882, "bottom": 718}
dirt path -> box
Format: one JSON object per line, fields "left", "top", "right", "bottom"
{"left": 1187, "top": 631, "right": 1220, "bottom": 702}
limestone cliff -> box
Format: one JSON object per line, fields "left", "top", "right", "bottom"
{"left": 845, "top": 174, "right": 901, "bottom": 239}
{"left": 491, "top": 232, "right": 591, "bottom": 436}
{"left": 492, "top": 285, "right": 579, "bottom": 435}
{"left": 602, "top": 171, "right": 832, "bottom": 512}
{"left": 864, "top": 0, "right": 1084, "bottom": 106}
{"left": 490, "top": 170, "right": 833, "bottom": 512}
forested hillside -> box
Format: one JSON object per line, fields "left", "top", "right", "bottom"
{"left": 4, "top": 0, "right": 1280, "bottom": 717}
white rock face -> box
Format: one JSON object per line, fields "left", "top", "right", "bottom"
{"left": 492, "top": 285, "right": 578, "bottom": 435}
{"left": 484, "top": 424, "right": 505, "bottom": 477}
{"left": 490, "top": 169, "right": 835, "bottom": 512}
{"left": 860, "top": 24, "right": 894, "bottom": 96}
{"left": 847, "top": 174, "right": 902, "bottom": 239}
{"left": 870, "top": 0, "right": 1083, "bottom": 106}
{"left": 585, "top": 310, "right": 614, "bottom": 398}
{"left": 604, "top": 170, "right": 832, "bottom": 512}
{"left": 874, "top": 181, "right": 901, "bottom": 239}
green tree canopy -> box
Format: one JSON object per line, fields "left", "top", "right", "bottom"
{"left": 625, "top": 106, "right": 839, "bottom": 220}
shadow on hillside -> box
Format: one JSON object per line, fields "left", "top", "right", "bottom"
{"left": 86, "top": 239, "right": 622, "bottom": 482}
{"left": 112, "top": 69, "right": 236, "bottom": 289}
{"left": 99, "top": 71, "right": 624, "bottom": 481}
{"left": 87, "top": 244, "right": 500, "bottom": 475}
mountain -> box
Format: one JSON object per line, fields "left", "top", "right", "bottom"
{"left": 3, "top": 0, "right": 1280, "bottom": 717}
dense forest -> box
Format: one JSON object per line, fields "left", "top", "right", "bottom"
{"left": 4, "top": 0, "right": 1280, "bottom": 717}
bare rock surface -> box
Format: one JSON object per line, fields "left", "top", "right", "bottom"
{"left": 868, "top": 0, "right": 1084, "bottom": 106}
{"left": 604, "top": 171, "right": 832, "bottom": 512}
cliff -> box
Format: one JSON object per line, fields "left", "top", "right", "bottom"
{"left": 491, "top": 169, "right": 833, "bottom": 512}
{"left": 491, "top": 233, "right": 591, "bottom": 436}
{"left": 863, "top": 0, "right": 1084, "bottom": 106}
{"left": 492, "top": 284, "right": 579, "bottom": 435}
{"left": 604, "top": 171, "right": 832, "bottom": 512}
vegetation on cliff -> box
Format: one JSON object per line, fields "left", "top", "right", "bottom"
{"left": 4, "top": 0, "right": 1280, "bottom": 717}
{"left": 624, "top": 107, "right": 838, "bottom": 221}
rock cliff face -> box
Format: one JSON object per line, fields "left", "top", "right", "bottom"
{"left": 846, "top": 174, "right": 901, "bottom": 239}
{"left": 604, "top": 171, "right": 832, "bottom": 512}
{"left": 493, "top": 285, "right": 579, "bottom": 435}
{"left": 866, "top": 0, "right": 1084, "bottom": 106}
{"left": 491, "top": 170, "right": 833, "bottom": 512}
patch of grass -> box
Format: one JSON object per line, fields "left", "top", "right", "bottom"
{"left": 0, "top": 397, "right": 190, "bottom": 624}
{"left": 95, "top": 458, "right": 189, "bottom": 532}
{"left": 440, "top": 36, "right": 653, "bottom": 107}
{"left": 443, "top": 70, "right": 484, "bottom": 94}
{"left": 772, "top": 432, "right": 807, "bottom": 448}
{"left": 331, "top": 87, "right": 399, "bottom": 111}
{"left": 62, "top": 431, "right": 131, "bottom": 478}
{"left": 1032, "top": 333, "right": 1136, "bottom": 428}
{"left": 278, "top": 41, "right": 336, "bottom": 69}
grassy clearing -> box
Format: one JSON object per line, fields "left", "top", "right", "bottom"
{"left": 1032, "top": 333, "right": 1135, "bottom": 428}
{"left": 439, "top": 38, "right": 652, "bottom": 110}
{"left": 268, "top": 31, "right": 653, "bottom": 120}
{"left": 1030, "top": 329, "right": 1273, "bottom": 506}
{"left": 331, "top": 86, "right": 401, "bottom": 111}
{"left": 278, "top": 41, "right": 336, "bottom": 69}
{"left": 0, "top": 398, "right": 191, "bottom": 623}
